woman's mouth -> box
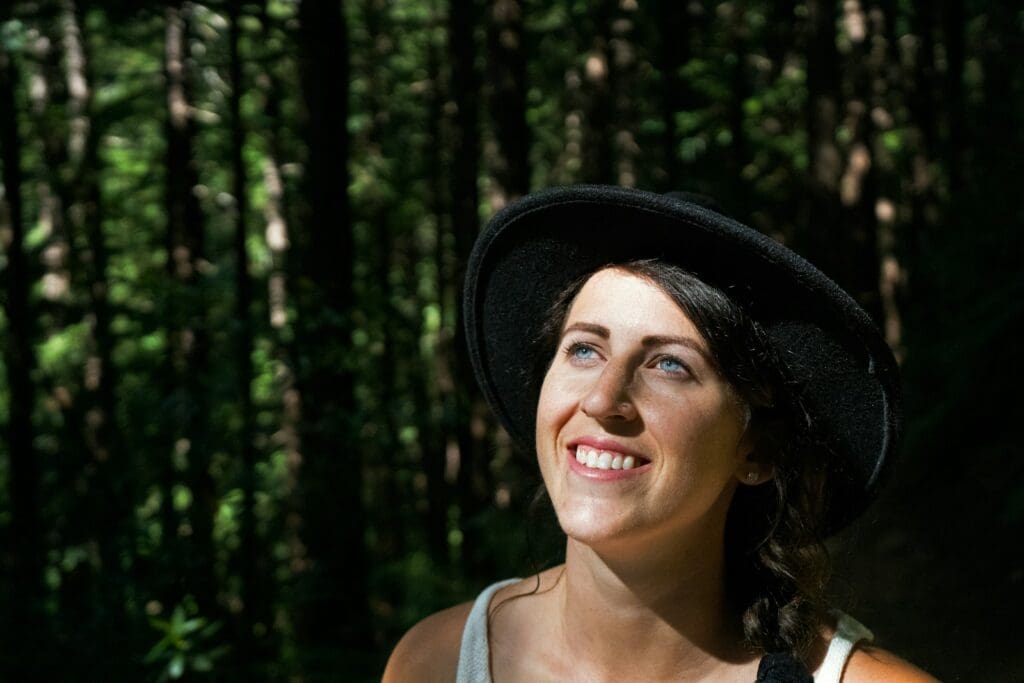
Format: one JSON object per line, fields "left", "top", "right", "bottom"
{"left": 574, "top": 445, "right": 639, "bottom": 470}
{"left": 567, "top": 441, "right": 652, "bottom": 478}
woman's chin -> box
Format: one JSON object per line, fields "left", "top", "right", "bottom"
{"left": 556, "top": 509, "right": 641, "bottom": 548}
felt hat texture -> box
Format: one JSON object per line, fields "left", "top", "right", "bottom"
{"left": 463, "top": 185, "right": 902, "bottom": 532}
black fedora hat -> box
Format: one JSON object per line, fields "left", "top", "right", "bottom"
{"left": 463, "top": 185, "right": 902, "bottom": 533}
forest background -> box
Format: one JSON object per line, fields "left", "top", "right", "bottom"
{"left": 0, "top": 0, "right": 1021, "bottom": 680}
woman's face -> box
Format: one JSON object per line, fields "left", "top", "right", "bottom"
{"left": 535, "top": 268, "right": 760, "bottom": 549}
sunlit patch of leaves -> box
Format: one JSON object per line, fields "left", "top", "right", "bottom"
{"left": 144, "top": 604, "right": 228, "bottom": 681}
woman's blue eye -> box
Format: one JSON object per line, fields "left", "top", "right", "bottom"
{"left": 657, "top": 356, "right": 686, "bottom": 373}
{"left": 571, "top": 344, "right": 597, "bottom": 360}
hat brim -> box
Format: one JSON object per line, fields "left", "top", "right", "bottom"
{"left": 463, "top": 185, "right": 902, "bottom": 533}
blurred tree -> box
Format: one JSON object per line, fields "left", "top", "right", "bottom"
{"left": 63, "top": 0, "right": 126, "bottom": 593}
{"left": 904, "top": 0, "right": 939, "bottom": 268}
{"left": 942, "top": 0, "right": 965, "bottom": 195}
{"left": 225, "top": 0, "right": 270, "bottom": 670}
{"left": 30, "top": 0, "right": 89, "bottom": 636}
{"left": 420, "top": 5, "right": 452, "bottom": 568}
{"left": 611, "top": 0, "right": 639, "bottom": 187}
{"left": 53, "top": 0, "right": 135, "bottom": 654}
{"left": 485, "top": 0, "right": 529, "bottom": 204}
{"left": 654, "top": 0, "right": 693, "bottom": 191}
{"left": 355, "top": 0, "right": 408, "bottom": 587}
{"left": 579, "top": 0, "right": 614, "bottom": 184}
{"left": 725, "top": 2, "right": 751, "bottom": 207}
{"left": 804, "top": 0, "right": 842, "bottom": 263}
{"left": 0, "top": 10, "right": 45, "bottom": 673}
{"left": 837, "top": 0, "right": 883, "bottom": 319}
{"left": 447, "top": 0, "right": 493, "bottom": 579}
{"left": 161, "top": 0, "right": 217, "bottom": 615}
{"left": 292, "top": 0, "right": 372, "bottom": 662}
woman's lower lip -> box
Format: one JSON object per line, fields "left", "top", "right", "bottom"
{"left": 566, "top": 448, "right": 650, "bottom": 480}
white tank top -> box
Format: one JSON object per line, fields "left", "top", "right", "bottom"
{"left": 456, "top": 579, "right": 874, "bottom": 683}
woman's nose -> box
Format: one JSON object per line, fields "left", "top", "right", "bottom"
{"left": 581, "top": 363, "right": 638, "bottom": 422}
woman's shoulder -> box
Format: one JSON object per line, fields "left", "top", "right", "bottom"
{"left": 381, "top": 577, "right": 538, "bottom": 683}
{"left": 808, "top": 613, "right": 937, "bottom": 683}
{"left": 381, "top": 600, "right": 474, "bottom": 683}
{"left": 843, "top": 645, "right": 939, "bottom": 682}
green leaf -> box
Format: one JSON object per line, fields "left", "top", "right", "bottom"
{"left": 182, "top": 617, "right": 206, "bottom": 634}
{"left": 881, "top": 129, "right": 903, "bottom": 153}
{"left": 742, "top": 97, "right": 763, "bottom": 116}
{"left": 168, "top": 653, "right": 185, "bottom": 679}
{"left": 144, "top": 639, "right": 170, "bottom": 664}
{"left": 0, "top": 19, "right": 26, "bottom": 52}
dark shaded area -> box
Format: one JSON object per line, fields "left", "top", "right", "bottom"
{"left": 0, "top": 1, "right": 1019, "bottom": 680}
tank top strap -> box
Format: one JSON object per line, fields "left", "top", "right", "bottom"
{"left": 814, "top": 611, "right": 874, "bottom": 683}
{"left": 456, "top": 578, "right": 520, "bottom": 683}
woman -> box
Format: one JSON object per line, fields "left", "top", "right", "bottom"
{"left": 384, "top": 187, "right": 935, "bottom": 682}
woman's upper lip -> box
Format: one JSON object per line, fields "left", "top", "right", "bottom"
{"left": 567, "top": 436, "right": 646, "bottom": 459}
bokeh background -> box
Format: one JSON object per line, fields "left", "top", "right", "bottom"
{"left": 0, "top": 0, "right": 1021, "bottom": 680}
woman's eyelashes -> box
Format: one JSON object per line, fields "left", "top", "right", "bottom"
{"left": 563, "top": 340, "right": 695, "bottom": 379}
{"left": 564, "top": 340, "right": 600, "bottom": 365}
{"left": 652, "top": 354, "right": 691, "bottom": 376}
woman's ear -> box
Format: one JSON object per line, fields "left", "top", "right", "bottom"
{"left": 735, "top": 403, "right": 773, "bottom": 485}
{"left": 735, "top": 455, "right": 774, "bottom": 486}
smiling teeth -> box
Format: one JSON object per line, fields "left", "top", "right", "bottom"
{"left": 575, "top": 446, "right": 637, "bottom": 471}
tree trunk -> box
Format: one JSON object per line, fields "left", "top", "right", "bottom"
{"left": 256, "top": 2, "right": 298, "bottom": 653}
{"left": 803, "top": 0, "right": 842, "bottom": 274}
{"left": 967, "top": 3, "right": 1023, "bottom": 259}
{"left": 448, "top": 0, "right": 494, "bottom": 579}
{"left": 292, "top": 0, "right": 371, "bottom": 653}
{"left": 227, "top": 0, "right": 269, "bottom": 668}
{"left": 485, "top": 0, "right": 529, "bottom": 206}
{"left": 942, "top": 0, "right": 965, "bottom": 196}
{"left": 727, "top": 4, "right": 750, "bottom": 208}
{"left": 655, "top": 0, "right": 693, "bottom": 191}
{"left": 612, "top": 1, "right": 639, "bottom": 187}
{"left": 31, "top": 16, "right": 72, "bottom": 316}
{"left": 360, "top": 0, "right": 408, "bottom": 570}
{"left": 579, "top": 1, "right": 615, "bottom": 184}
{"left": 862, "top": 0, "right": 903, "bottom": 355}
{"left": 29, "top": 4, "right": 91, "bottom": 636}
{"left": 61, "top": 0, "right": 132, "bottom": 634}
{"left": 905, "top": 0, "right": 939, "bottom": 266}
{"left": 835, "top": 0, "right": 883, "bottom": 322}
{"left": 765, "top": 0, "right": 796, "bottom": 81}
{"left": 162, "top": 0, "right": 216, "bottom": 614}
{"left": 422, "top": 16, "right": 452, "bottom": 566}
{"left": 0, "top": 26, "right": 46, "bottom": 671}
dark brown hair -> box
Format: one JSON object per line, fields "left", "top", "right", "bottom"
{"left": 532, "top": 259, "right": 830, "bottom": 661}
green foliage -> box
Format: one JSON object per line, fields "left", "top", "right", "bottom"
{"left": 144, "top": 604, "right": 228, "bottom": 681}
{"left": 0, "top": 18, "right": 26, "bottom": 52}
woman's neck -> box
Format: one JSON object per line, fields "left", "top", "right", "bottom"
{"left": 554, "top": 526, "right": 753, "bottom": 681}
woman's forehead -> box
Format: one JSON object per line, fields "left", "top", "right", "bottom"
{"left": 564, "top": 268, "right": 707, "bottom": 345}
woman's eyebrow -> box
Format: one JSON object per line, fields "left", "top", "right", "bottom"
{"left": 561, "top": 323, "right": 712, "bottom": 365}
{"left": 561, "top": 321, "right": 609, "bottom": 338}
{"left": 641, "top": 335, "right": 713, "bottom": 364}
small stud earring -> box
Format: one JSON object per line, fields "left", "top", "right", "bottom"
{"left": 746, "top": 471, "right": 758, "bottom": 483}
